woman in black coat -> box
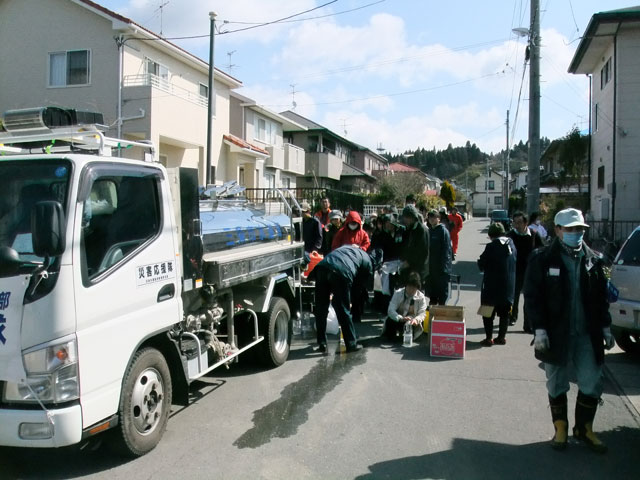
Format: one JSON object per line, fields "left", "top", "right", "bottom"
{"left": 477, "top": 223, "right": 517, "bottom": 346}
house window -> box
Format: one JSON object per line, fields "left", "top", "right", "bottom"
{"left": 486, "top": 180, "right": 495, "bottom": 190}
{"left": 308, "top": 135, "right": 320, "bottom": 152}
{"left": 281, "top": 176, "right": 291, "bottom": 189}
{"left": 255, "top": 116, "right": 277, "bottom": 145}
{"left": 594, "top": 103, "right": 599, "bottom": 132}
{"left": 600, "top": 57, "right": 612, "bottom": 89}
{"left": 145, "top": 58, "right": 169, "bottom": 82}
{"left": 597, "top": 166, "right": 605, "bottom": 189}
{"left": 494, "top": 196, "right": 503, "bottom": 205}
{"left": 49, "top": 50, "right": 90, "bottom": 86}
{"left": 238, "top": 167, "right": 245, "bottom": 186}
{"left": 199, "top": 83, "right": 209, "bottom": 99}
{"left": 265, "top": 173, "right": 276, "bottom": 189}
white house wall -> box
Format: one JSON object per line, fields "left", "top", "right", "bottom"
{"left": 0, "top": 0, "right": 120, "bottom": 123}
{"left": 614, "top": 25, "right": 640, "bottom": 222}
{"left": 590, "top": 42, "right": 616, "bottom": 221}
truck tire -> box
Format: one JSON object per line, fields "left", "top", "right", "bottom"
{"left": 614, "top": 331, "right": 640, "bottom": 354}
{"left": 259, "top": 297, "right": 291, "bottom": 367}
{"left": 111, "top": 348, "right": 172, "bottom": 457}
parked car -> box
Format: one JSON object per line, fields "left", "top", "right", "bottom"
{"left": 610, "top": 226, "right": 640, "bottom": 354}
{"left": 490, "top": 209, "right": 511, "bottom": 231}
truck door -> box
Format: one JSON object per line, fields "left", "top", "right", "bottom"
{"left": 72, "top": 164, "right": 180, "bottom": 429}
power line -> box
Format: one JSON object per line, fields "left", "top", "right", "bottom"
{"left": 131, "top": 0, "right": 340, "bottom": 41}
{"left": 224, "top": 0, "right": 385, "bottom": 25}
{"left": 218, "top": 0, "right": 338, "bottom": 34}
{"left": 258, "top": 71, "right": 505, "bottom": 108}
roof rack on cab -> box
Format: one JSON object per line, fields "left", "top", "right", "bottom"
{"left": 0, "top": 107, "right": 156, "bottom": 161}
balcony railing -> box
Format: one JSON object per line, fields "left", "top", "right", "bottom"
{"left": 283, "top": 143, "right": 305, "bottom": 174}
{"left": 123, "top": 74, "right": 208, "bottom": 107}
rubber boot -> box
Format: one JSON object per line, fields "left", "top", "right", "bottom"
{"left": 574, "top": 391, "right": 607, "bottom": 454}
{"left": 549, "top": 393, "right": 568, "bottom": 451}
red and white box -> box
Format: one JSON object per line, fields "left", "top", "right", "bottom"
{"left": 429, "top": 306, "right": 466, "bottom": 359}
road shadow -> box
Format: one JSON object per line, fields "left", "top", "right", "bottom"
{"left": 355, "top": 427, "right": 640, "bottom": 480}
{"left": 233, "top": 346, "right": 367, "bottom": 449}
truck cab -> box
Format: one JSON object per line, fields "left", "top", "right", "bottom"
{"left": 0, "top": 107, "right": 304, "bottom": 455}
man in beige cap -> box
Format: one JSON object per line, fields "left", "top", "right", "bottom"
{"left": 524, "top": 208, "right": 615, "bottom": 453}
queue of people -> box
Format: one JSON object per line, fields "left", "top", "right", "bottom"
{"left": 304, "top": 197, "right": 614, "bottom": 454}
{"left": 301, "top": 195, "right": 465, "bottom": 354}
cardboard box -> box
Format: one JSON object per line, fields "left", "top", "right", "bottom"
{"left": 429, "top": 306, "right": 466, "bottom": 359}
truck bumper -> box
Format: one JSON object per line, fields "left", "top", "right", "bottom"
{"left": 0, "top": 404, "right": 82, "bottom": 447}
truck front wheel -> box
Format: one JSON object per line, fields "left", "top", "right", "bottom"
{"left": 112, "top": 348, "right": 172, "bottom": 457}
{"left": 259, "top": 297, "right": 291, "bottom": 367}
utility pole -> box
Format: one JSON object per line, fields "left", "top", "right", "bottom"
{"left": 527, "top": 0, "right": 541, "bottom": 215}
{"left": 505, "top": 109, "right": 510, "bottom": 211}
{"left": 205, "top": 12, "right": 216, "bottom": 186}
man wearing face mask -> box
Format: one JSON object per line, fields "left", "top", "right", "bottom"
{"left": 331, "top": 210, "right": 371, "bottom": 251}
{"left": 523, "top": 208, "right": 615, "bottom": 453}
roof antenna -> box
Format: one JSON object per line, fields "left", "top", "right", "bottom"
{"left": 155, "top": 1, "right": 170, "bottom": 36}
{"left": 226, "top": 50, "right": 237, "bottom": 71}
{"left": 340, "top": 118, "right": 351, "bottom": 137}
{"left": 290, "top": 84, "right": 297, "bottom": 110}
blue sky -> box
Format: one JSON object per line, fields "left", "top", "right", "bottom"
{"left": 99, "top": 0, "right": 639, "bottom": 154}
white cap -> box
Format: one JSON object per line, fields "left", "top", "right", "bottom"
{"left": 554, "top": 208, "right": 589, "bottom": 228}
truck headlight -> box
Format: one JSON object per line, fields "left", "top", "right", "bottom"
{"left": 2, "top": 339, "right": 79, "bottom": 404}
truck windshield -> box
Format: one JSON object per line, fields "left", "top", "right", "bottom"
{"left": 0, "top": 160, "right": 71, "bottom": 262}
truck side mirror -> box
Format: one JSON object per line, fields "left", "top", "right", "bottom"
{"left": 0, "top": 246, "right": 22, "bottom": 276}
{"left": 31, "top": 201, "right": 66, "bottom": 258}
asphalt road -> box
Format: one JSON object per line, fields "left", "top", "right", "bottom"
{"left": 2, "top": 218, "right": 639, "bottom": 480}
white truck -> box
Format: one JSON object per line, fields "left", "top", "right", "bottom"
{"left": 0, "top": 107, "right": 305, "bottom": 456}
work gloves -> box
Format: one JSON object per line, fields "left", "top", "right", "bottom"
{"left": 534, "top": 329, "right": 550, "bottom": 351}
{"left": 603, "top": 327, "right": 615, "bottom": 350}
{"left": 534, "top": 328, "right": 616, "bottom": 351}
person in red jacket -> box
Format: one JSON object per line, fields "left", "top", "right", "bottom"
{"left": 332, "top": 211, "right": 371, "bottom": 252}
{"left": 447, "top": 207, "right": 464, "bottom": 259}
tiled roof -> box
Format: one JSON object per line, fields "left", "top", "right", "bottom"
{"left": 223, "top": 134, "right": 269, "bottom": 155}
{"left": 388, "top": 162, "right": 424, "bottom": 174}
{"left": 341, "top": 162, "right": 375, "bottom": 179}
{"left": 279, "top": 110, "right": 326, "bottom": 131}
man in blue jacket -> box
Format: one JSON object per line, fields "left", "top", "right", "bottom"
{"left": 524, "top": 208, "right": 615, "bottom": 453}
{"left": 311, "top": 245, "right": 375, "bottom": 353}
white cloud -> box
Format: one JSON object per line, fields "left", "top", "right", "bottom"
{"left": 322, "top": 102, "right": 506, "bottom": 156}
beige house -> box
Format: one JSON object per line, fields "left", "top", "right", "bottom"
{"left": 471, "top": 170, "right": 506, "bottom": 216}
{"left": 0, "top": 0, "right": 241, "bottom": 186}
{"left": 228, "top": 92, "right": 306, "bottom": 189}
{"left": 569, "top": 7, "right": 640, "bottom": 227}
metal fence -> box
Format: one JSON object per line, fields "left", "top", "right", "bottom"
{"left": 244, "top": 187, "right": 364, "bottom": 214}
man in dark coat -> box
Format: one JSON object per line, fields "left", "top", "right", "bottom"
{"left": 301, "top": 201, "right": 323, "bottom": 253}
{"left": 477, "top": 223, "right": 516, "bottom": 346}
{"left": 426, "top": 209, "right": 452, "bottom": 305}
{"left": 524, "top": 208, "right": 615, "bottom": 453}
{"left": 399, "top": 205, "right": 429, "bottom": 286}
{"left": 507, "top": 211, "right": 543, "bottom": 332}
{"left": 321, "top": 210, "right": 342, "bottom": 255}
{"left": 311, "top": 245, "right": 374, "bottom": 353}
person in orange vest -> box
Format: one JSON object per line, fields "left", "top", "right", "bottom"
{"left": 448, "top": 207, "right": 464, "bottom": 260}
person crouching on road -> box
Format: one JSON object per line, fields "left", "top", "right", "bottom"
{"left": 477, "top": 223, "right": 516, "bottom": 346}
{"left": 382, "top": 272, "right": 427, "bottom": 342}
{"left": 332, "top": 210, "right": 371, "bottom": 251}
{"left": 310, "top": 245, "right": 376, "bottom": 353}
{"left": 523, "top": 208, "right": 615, "bottom": 453}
